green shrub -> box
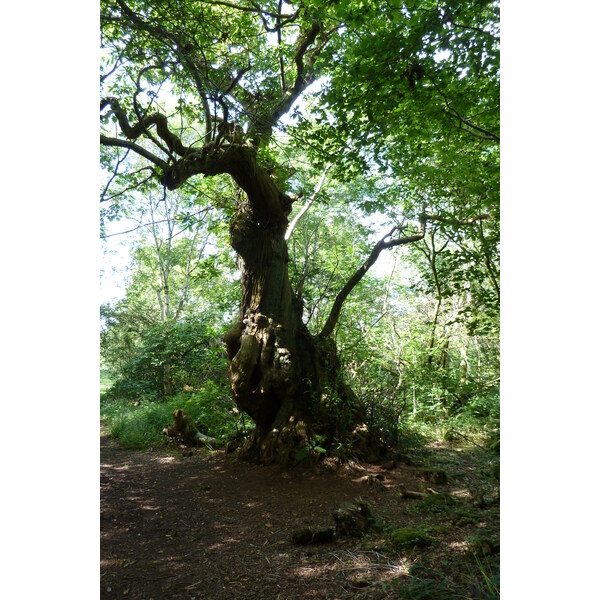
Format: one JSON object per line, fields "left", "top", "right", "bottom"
{"left": 103, "top": 400, "right": 174, "bottom": 450}
{"left": 101, "top": 381, "right": 245, "bottom": 451}
{"left": 103, "top": 317, "right": 228, "bottom": 400}
{"left": 485, "top": 426, "right": 500, "bottom": 453}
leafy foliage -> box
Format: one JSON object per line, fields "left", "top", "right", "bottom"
{"left": 103, "top": 317, "right": 228, "bottom": 401}
{"left": 101, "top": 381, "right": 243, "bottom": 451}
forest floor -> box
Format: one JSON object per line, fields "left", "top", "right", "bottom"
{"left": 100, "top": 420, "right": 499, "bottom": 599}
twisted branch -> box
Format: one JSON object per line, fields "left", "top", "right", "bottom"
{"left": 319, "top": 212, "right": 492, "bottom": 338}
{"left": 101, "top": 97, "right": 191, "bottom": 157}
{"left": 112, "top": 0, "right": 213, "bottom": 138}
{"left": 100, "top": 134, "right": 168, "bottom": 171}
{"left": 319, "top": 223, "right": 426, "bottom": 339}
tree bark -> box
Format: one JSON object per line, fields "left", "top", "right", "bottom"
{"left": 218, "top": 150, "right": 371, "bottom": 463}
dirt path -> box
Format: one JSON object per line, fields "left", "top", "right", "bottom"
{"left": 101, "top": 423, "right": 499, "bottom": 599}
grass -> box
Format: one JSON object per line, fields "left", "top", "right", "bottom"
{"left": 101, "top": 382, "right": 244, "bottom": 450}
{"left": 474, "top": 554, "right": 500, "bottom": 599}
{"left": 387, "top": 549, "right": 500, "bottom": 599}
{"left": 102, "top": 400, "right": 174, "bottom": 450}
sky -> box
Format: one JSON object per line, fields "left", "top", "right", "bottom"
{"left": 101, "top": 228, "right": 131, "bottom": 304}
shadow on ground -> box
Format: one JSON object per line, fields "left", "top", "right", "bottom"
{"left": 100, "top": 423, "right": 499, "bottom": 599}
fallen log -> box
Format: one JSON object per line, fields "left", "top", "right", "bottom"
{"left": 396, "top": 484, "right": 427, "bottom": 500}
{"left": 291, "top": 527, "right": 335, "bottom": 545}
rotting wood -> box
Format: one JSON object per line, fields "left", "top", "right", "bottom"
{"left": 396, "top": 484, "right": 427, "bottom": 500}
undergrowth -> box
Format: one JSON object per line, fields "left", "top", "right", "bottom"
{"left": 102, "top": 385, "right": 499, "bottom": 459}
{"left": 386, "top": 553, "right": 499, "bottom": 600}
{"left": 101, "top": 381, "right": 247, "bottom": 450}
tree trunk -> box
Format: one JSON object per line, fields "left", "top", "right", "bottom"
{"left": 221, "top": 151, "right": 368, "bottom": 464}
{"left": 427, "top": 296, "right": 442, "bottom": 367}
{"left": 162, "top": 361, "right": 174, "bottom": 397}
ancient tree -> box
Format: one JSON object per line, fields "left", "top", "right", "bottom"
{"left": 100, "top": 0, "right": 499, "bottom": 462}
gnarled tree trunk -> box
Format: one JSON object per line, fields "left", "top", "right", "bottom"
{"left": 220, "top": 149, "right": 366, "bottom": 464}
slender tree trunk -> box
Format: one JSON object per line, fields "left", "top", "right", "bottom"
{"left": 162, "top": 362, "right": 174, "bottom": 397}
{"left": 420, "top": 231, "right": 447, "bottom": 368}
{"left": 427, "top": 296, "right": 442, "bottom": 367}
{"left": 475, "top": 336, "right": 482, "bottom": 382}
{"left": 439, "top": 338, "right": 450, "bottom": 371}
{"left": 459, "top": 344, "right": 469, "bottom": 385}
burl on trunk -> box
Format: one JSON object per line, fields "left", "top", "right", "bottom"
{"left": 221, "top": 149, "right": 372, "bottom": 464}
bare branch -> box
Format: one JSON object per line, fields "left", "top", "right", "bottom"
{"left": 133, "top": 63, "right": 172, "bottom": 156}
{"left": 285, "top": 164, "right": 332, "bottom": 240}
{"left": 100, "top": 147, "right": 132, "bottom": 202}
{"left": 173, "top": 225, "right": 211, "bottom": 321}
{"left": 100, "top": 46, "right": 127, "bottom": 83}
{"left": 101, "top": 166, "right": 155, "bottom": 204}
{"left": 102, "top": 216, "right": 145, "bottom": 239}
{"left": 113, "top": 0, "right": 213, "bottom": 138}
{"left": 247, "top": 21, "right": 334, "bottom": 142}
{"left": 420, "top": 213, "right": 491, "bottom": 226}
{"left": 101, "top": 207, "right": 212, "bottom": 239}
{"left": 427, "top": 74, "right": 499, "bottom": 142}
{"left": 318, "top": 211, "right": 492, "bottom": 338}
{"left": 277, "top": 0, "right": 285, "bottom": 92}
{"left": 100, "top": 134, "right": 168, "bottom": 170}
{"left": 201, "top": 0, "right": 295, "bottom": 19}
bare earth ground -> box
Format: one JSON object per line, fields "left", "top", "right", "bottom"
{"left": 101, "top": 421, "right": 499, "bottom": 599}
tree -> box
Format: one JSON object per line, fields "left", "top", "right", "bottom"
{"left": 100, "top": 0, "right": 499, "bottom": 463}
{"left": 101, "top": 186, "right": 237, "bottom": 398}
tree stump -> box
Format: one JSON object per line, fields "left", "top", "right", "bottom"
{"left": 333, "top": 499, "right": 373, "bottom": 538}
{"left": 162, "top": 409, "right": 216, "bottom": 446}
